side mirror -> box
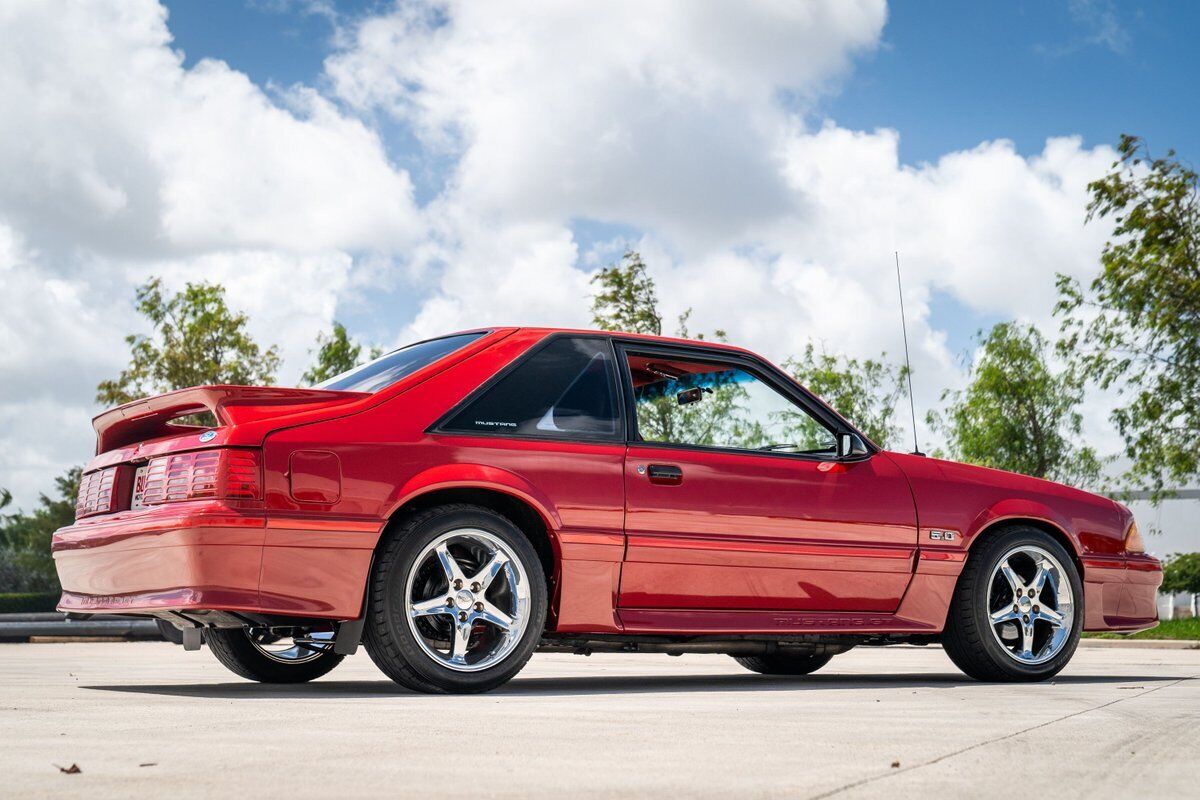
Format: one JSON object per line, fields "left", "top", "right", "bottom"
{"left": 836, "top": 432, "right": 869, "bottom": 460}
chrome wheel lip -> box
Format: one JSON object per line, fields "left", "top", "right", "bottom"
{"left": 405, "top": 528, "right": 531, "bottom": 673}
{"left": 987, "top": 545, "right": 1075, "bottom": 666}
{"left": 245, "top": 630, "right": 332, "bottom": 665}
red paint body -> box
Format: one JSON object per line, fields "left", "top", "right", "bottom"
{"left": 52, "top": 327, "right": 1161, "bottom": 637}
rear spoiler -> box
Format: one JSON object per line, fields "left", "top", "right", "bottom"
{"left": 93, "top": 385, "right": 368, "bottom": 453}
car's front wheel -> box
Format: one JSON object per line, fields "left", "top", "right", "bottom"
{"left": 363, "top": 504, "right": 548, "bottom": 694}
{"left": 942, "top": 525, "right": 1082, "bottom": 681}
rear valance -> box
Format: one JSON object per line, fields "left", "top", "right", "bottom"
{"left": 93, "top": 385, "right": 368, "bottom": 453}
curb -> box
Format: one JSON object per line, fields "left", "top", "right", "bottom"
{"left": 0, "top": 612, "right": 160, "bottom": 643}
{"left": 1078, "top": 638, "right": 1200, "bottom": 650}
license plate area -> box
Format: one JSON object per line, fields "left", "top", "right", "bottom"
{"left": 130, "top": 464, "right": 150, "bottom": 510}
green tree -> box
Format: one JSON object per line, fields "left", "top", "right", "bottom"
{"left": 1056, "top": 135, "right": 1200, "bottom": 499}
{"left": 97, "top": 278, "right": 280, "bottom": 406}
{"left": 590, "top": 250, "right": 663, "bottom": 335}
{"left": 928, "top": 321, "right": 1103, "bottom": 487}
{"left": 1161, "top": 552, "right": 1200, "bottom": 618}
{"left": 301, "top": 321, "right": 371, "bottom": 385}
{"left": 1161, "top": 553, "right": 1200, "bottom": 595}
{"left": 783, "top": 344, "right": 908, "bottom": 448}
{"left": 633, "top": 369, "right": 763, "bottom": 449}
{"left": 592, "top": 251, "right": 751, "bottom": 445}
{"left": 590, "top": 251, "right": 898, "bottom": 451}
{"left": 0, "top": 468, "right": 80, "bottom": 593}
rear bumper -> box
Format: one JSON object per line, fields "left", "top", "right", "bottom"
{"left": 1081, "top": 554, "right": 1162, "bottom": 633}
{"left": 52, "top": 501, "right": 379, "bottom": 620}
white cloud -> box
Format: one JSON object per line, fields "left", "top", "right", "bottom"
{"left": 0, "top": 0, "right": 422, "bottom": 508}
{"left": 0, "top": 0, "right": 1133, "bottom": 508}
{"left": 327, "top": 0, "right": 888, "bottom": 248}
{"left": 148, "top": 250, "right": 357, "bottom": 380}
{"left": 0, "top": 1, "right": 420, "bottom": 258}
{"left": 1038, "top": 0, "right": 1130, "bottom": 57}
{"left": 399, "top": 216, "right": 590, "bottom": 342}
{"left": 644, "top": 128, "right": 1118, "bottom": 453}
{"left": 325, "top": 0, "right": 1120, "bottom": 457}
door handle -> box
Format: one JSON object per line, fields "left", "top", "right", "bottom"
{"left": 646, "top": 464, "right": 683, "bottom": 486}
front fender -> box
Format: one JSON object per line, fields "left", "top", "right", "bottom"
{"left": 964, "top": 498, "right": 1081, "bottom": 556}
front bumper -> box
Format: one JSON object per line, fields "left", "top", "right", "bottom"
{"left": 53, "top": 501, "right": 378, "bottom": 620}
{"left": 1081, "top": 553, "right": 1163, "bottom": 633}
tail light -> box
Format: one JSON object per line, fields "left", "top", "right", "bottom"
{"left": 76, "top": 467, "right": 119, "bottom": 518}
{"left": 138, "top": 449, "right": 262, "bottom": 506}
{"left": 1124, "top": 521, "right": 1145, "bottom": 554}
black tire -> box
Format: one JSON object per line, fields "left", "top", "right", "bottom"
{"left": 363, "top": 504, "right": 548, "bottom": 694}
{"left": 942, "top": 525, "right": 1083, "bottom": 682}
{"left": 733, "top": 651, "right": 835, "bottom": 676}
{"left": 155, "top": 618, "right": 184, "bottom": 644}
{"left": 207, "top": 628, "right": 344, "bottom": 683}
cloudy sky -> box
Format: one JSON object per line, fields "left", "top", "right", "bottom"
{"left": 2, "top": 0, "right": 1198, "bottom": 510}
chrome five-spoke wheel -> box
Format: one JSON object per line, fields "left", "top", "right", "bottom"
{"left": 943, "top": 526, "right": 1083, "bottom": 682}
{"left": 405, "top": 528, "right": 532, "bottom": 672}
{"left": 986, "top": 545, "right": 1075, "bottom": 665}
{"left": 245, "top": 629, "right": 334, "bottom": 665}
{"left": 365, "top": 504, "right": 548, "bottom": 692}
{"left": 207, "top": 626, "right": 344, "bottom": 683}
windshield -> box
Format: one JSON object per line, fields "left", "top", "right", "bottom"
{"left": 316, "top": 332, "right": 486, "bottom": 393}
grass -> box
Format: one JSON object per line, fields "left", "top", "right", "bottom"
{"left": 0, "top": 591, "right": 61, "bottom": 614}
{"left": 1084, "top": 616, "right": 1200, "bottom": 640}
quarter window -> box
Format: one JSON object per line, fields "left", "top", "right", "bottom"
{"left": 624, "top": 352, "right": 835, "bottom": 455}
{"left": 442, "top": 337, "right": 620, "bottom": 439}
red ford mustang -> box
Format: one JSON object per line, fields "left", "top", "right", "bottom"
{"left": 53, "top": 328, "right": 1161, "bottom": 693}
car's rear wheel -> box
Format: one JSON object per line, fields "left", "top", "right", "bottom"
{"left": 733, "top": 651, "right": 835, "bottom": 676}
{"left": 942, "top": 525, "right": 1082, "bottom": 681}
{"left": 155, "top": 618, "right": 184, "bottom": 644}
{"left": 207, "top": 627, "right": 344, "bottom": 683}
{"left": 363, "top": 504, "right": 548, "bottom": 694}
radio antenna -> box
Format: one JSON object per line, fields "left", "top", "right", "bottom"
{"left": 894, "top": 251, "right": 923, "bottom": 455}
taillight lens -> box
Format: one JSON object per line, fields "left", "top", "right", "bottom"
{"left": 139, "top": 449, "right": 262, "bottom": 506}
{"left": 222, "top": 450, "right": 261, "bottom": 499}
{"left": 76, "top": 467, "right": 118, "bottom": 518}
{"left": 1125, "top": 521, "right": 1145, "bottom": 554}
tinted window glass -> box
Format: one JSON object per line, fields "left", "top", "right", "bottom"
{"left": 443, "top": 337, "right": 619, "bottom": 438}
{"left": 626, "top": 353, "right": 835, "bottom": 455}
{"left": 318, "top": 332, "right": 485, "bottom": 393}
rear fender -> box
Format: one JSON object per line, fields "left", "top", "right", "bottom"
{"left": 388, "top": 463, "right": 563, "bottom": 540}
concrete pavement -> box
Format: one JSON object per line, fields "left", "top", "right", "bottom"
{"left": 1, "top": 641, "right": 1197, "bottom": 798}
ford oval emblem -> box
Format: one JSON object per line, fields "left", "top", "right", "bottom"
{"left": 199, "top": 430, "right": 217, "bottom": 443}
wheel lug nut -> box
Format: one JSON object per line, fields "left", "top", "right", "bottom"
{"left": 474, "top": 602, "right": 484, "bottom": 611}
{"left": 454, "top": 579, "right": 463, "bottom": 590}
{"left": 458, "top": 611, "right": 468, "bottom": 622}
{"left": 1033, "top": 605, "right": 1040, "bottom": 613}
{"left": 445, "top": 598, "right": 454, "bottom": 607}
{"left": 471, "top": 582, "right": 481, "bottom": 592}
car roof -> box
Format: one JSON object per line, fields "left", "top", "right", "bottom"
{"left": 461, "top": 326, "right": 760, "bottom": 358}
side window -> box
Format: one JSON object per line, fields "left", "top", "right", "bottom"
{"left": 441, "top": 337, "right": 620, "bottom": 439}
{"left": 625, "top": 353, "right": 835, "bottom": 455}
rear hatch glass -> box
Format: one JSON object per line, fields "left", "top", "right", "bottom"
{"left": 317, "top": 331, "right": 486, "bottom": 393}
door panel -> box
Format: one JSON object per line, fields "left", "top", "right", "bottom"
{"left": 620, "top": 445, "right": 918, "bottom": 613}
